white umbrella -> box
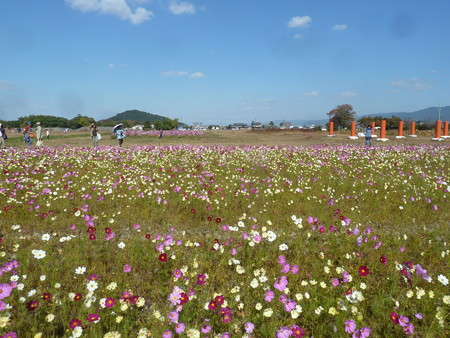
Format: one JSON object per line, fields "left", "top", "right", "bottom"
{"left": 113, "top": 123, "right": 123, "bottom": 133}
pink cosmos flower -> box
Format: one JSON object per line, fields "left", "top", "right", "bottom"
{"left": 345, "top": 319, "right": 356, "bottom": 333}
{"left": 290, "top": 325, "right": 306, "bottom": 337}
{"left": 201, "top": 325, "right": 212, "bottom": 333}
{"left": 332, "top": 278, "right": 340, "bottom": 287}
{"left": 1, "top": 332, "right": 17, "bottom": 338}
{"left": 284, "top": 300, "right": 296, "bottom": 312}
{"left": 281, "top": 264, "right": 290, "bottom": 273}
{"left": 290, "top": 265, "right": 299, "bottom": 274}
{"left": 278, "top": 255, "right": 286, "bottom": 264}
{"left": 264, "top": 290, "right": 275, "bottom": 302}
{"left": 175, "top": 322, "right": 185, "bottom": 334}
{"left": 162, "top": 330, "right": 172, "bottom": 338}
{"left": 69, "top": 318, "right": 82, "bottom": 330}
{"left": 123, "top": 264, "right": 132, "bottom": 272}
{"left": 0, "top": 284, "right": 13, "bottom": 300}
{"left": 274, "top": 275, "right": 288, "bottom": 291}
{"left": 105, "top": 297, "right": 116, "bottom": 308}
{"left": 168, "top": 311, "right": 179, "bottom": 324}
{"left": 276, "top": 326, "right": 292, "bottom": 338}
{"left": 86, "top": 313, "right": 100, "bottom": 322}
{"left": 399, "top": 315, "right": 409, "bottom": 327}
{"left": 245, "top": 322, "right": 255, "bottom": 333}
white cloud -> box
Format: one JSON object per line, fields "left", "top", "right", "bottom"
{"left": 340, "top": 91, "right": 358, "bottom": 97}
{"left": 391, "top": 77, "right": 432, "bottom": 90}
{"left": 293, "top": 34, "right": 303, "bottom": 39}
{"left": 303, "top": 91, "right": 319, "bottom": 97}
{"left": 162, "top": 70, "right": 189, "bottom": 76}
{"left": 108, "top": 63, "right": 116, "bottom": 68}
{"left": 190, "top": 72, "right": 206, "bottom": 78}
{"left": 288, "top": 16, "right": 312, "bottom": 28}
{"left": 162, "top": 71, "right": 205, "bottom": 78}
{"left": 169, "top": 0, "right": 195, "bottom": 15}
{"left": 65, "top": 0, "right": 154, "bottom": 24}
{"left": 332, "top": 24, "right": 347, "bottom": 31}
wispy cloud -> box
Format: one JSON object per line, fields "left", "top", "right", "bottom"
{"left": 0, "top": 80, "right": 18, "bottom": 90}
{"left": 287, "top": 16, "right": 312, "bottom": 28}
{"left": 391, "top": 77, "right": 432, "bottom": 90}
{"left": 65, "top": 0, "right": 154, "bottom": 24}
{"left": 340, "top": 91, "right": 358, "bottom": 97}
{"left": 162, "top": 70, "right": 205, "bottom": 78}
{"left": 332, "top": 24, "right": 347, "bottom": 31}
{"left": 303, "top": 91, "right": 319, "bottom": 97}
{"left": 190, "top": 72, "right": 206, "bottom": 78}
{"left": 169, "top": 0, "right": 196, "bottom": 15}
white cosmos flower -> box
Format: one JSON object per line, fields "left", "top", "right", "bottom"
{"left": 437, "top": 274, "right": 448, "bottom": 286}
{"left": 279, "top": 243, "right": 288, "bottom": 251}
{"left": 87, "top": 280, "right": 98, "bottom": 292}
{"left": 32, "top": 249, "right": 46, "bottom": 259}
{"left": 118, "top": 242, "right": 126, "bottom": 249}
{"left": 75, "top": 266, "right": 86, "bottom": 275}
{"left": 41, "top": 234, "right": 51, "bottom": 241}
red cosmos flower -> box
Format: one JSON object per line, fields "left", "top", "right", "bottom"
{"left": 145, "top": 234, "right": 151, "bottom": 239}
{"left": 73, "top": 293, "right": 83, "bottom": 301}
{"left": 215, "top": 218, "right": 221, "bottom": 223}
{"left": 159, "top": 253, "right": 168, "bottom": 262}
{"left": 104, "top": 227, "right": 112, "bottom": 234}
{"left": 207, "top": 216, "right": 213, "bottom": 221}
{"left": 380, "top": 255, "right": 388, "bottom": 265}
{"left": 340, "top": 215, "right": 345, "bottom": 220}
{"left": 358, "top": 266, "right": 370, "bottom": 277}
{"left": 26, "top": 300, "right": 39, "bottom": 311}
{"left": 190, "top": 208, "right": 196, "bottom": 213}
{"left": 89, "top": 234, "right": 96, "bottom": 240}
{"left": 86, "top": 313, "right": 100, "bottom": 322}
{"left": 42, "top": 292, "right": 52, "bottom": 301}
{"left": 105, "top": 297, "right": 116, "bottom": 308}
{"left": 215, "top": 295, "right": 225, "bottom": 305}
{"left": 208, "top": 300, "right": 218, "bottom": 311}
{"left": 390, "top": 311, "right": 399, "bottom": 324}
{"left": 196, "top": 274, "right": 206, "bottom": 285}
{"left": 69, "top": 318, "right": 82, "bottom": 330}
{"left": 179, "top": 292, "right": 189, "bottom": 305}
{"left": 346, "top": 288, "right": 353, "bottom": 295}
{"left": 73, "top": 208, "right": 78, "bottom": 212}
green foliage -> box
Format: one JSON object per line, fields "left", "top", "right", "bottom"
{"left": 154, "top": 118, "right": 179, "bottom": 130}
{"left": 357, "top": 115, "right": 404, "bottom": 130}
{"left": 107, "top": 110, "right": 168, "bottom": 123}
{"left": 327, "top": 104, "right": 356, "bottom": 129}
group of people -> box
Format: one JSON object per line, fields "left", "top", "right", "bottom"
{"left": 90, "top": 123, "right": 126, "bottom": 147}
{"left": 20, "top": 121, "right": 47, "bottom": 147}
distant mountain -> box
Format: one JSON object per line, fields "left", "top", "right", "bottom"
{"left": 269, "top": 119, "right": 329, "bottom": 127}
{"left": 359, "top": 106, "right": 450, "bottom": 122}
{"left": 104, "top": 110, "right": 170, "bottom": 123}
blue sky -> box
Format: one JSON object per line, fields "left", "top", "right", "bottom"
{"left": 1, "top": 0, "right": 449, "bottom": 125}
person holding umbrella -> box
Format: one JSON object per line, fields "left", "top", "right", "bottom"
{"left": 113, "top": 124, "right": 125, "bottom": 147}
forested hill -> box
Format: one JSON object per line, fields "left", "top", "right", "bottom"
{"left": 106, "top": 110, "right": 169, "bottom": 123}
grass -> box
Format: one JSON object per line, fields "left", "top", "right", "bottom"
{"left": 0, "top": 136, "right": 449, "bottom": 337}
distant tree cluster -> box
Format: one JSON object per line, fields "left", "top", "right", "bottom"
{"left": 0, "top": 114, "right": 95, "bottom": 129}
{"left": 358, "top": 116, "right": 413, "bottom": 130}
{"left": 327, "top": 104, "right": 356, "bottom": 129}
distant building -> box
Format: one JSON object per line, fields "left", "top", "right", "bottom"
{"left": 208, "top": 125, "right": 221, "bottom": 130}
{"left": 280, "top": 121, "right": 293, "bottom": 129}
{"left": 192, "top": 122, "right": 204, "bottom": 130}
{"left": 227, "top": 123, "right": 248, "bottom": 130}
{"left": 251, "top": 121, "right": 263, "bottom": 129}
{"left": 132, "top": 124, "right": 144, "bottom": 130}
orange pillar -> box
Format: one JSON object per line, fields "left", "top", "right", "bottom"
{"left": 371, "top": 122, "right": 376, "bottom": 137}
{"left": 410, "top": 121, "right": 416, "bottom": 136}
{"left": 350, "top": 121, "right": 356, "bottom": 137}
{"left": 380, "top": 120, "right": 387, "bottom": 140}
{"left": 443, "top": 121, "right": 449, "bottom": 138}
{"left": 434, "top": 120, "right": 441, "bottom": 139}
{"left": 398, "top": 121, "right": 404, "bottom": 137}
{"left": 328, "top": 121, "right": 335, "bottom": 136}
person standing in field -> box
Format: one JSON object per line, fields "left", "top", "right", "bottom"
{"left": 23, "top": 122, "right": 33, "bottom": 146}
{"left": 365, "top": 125, "right": 373, "bottom": 147}
{"left": 46, "top": 129, "right": 50, "bottom": 140}
{"left": 35, "top": 122, "right": 43, "bottom": 147}
{"left": 0, "top": 123, "right": 7, "bottom": 149}
{"left": 159, "top": 129, "right": 163, "bottom": 139}
{"left": 90, "top": 123, "right": 99, "bottom": 148}
{"left": 116, "top": 125, "right": 125, "bottom": 147}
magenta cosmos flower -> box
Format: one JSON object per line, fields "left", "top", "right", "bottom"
{"left": 123, "top": 264, "right": 132, "bottom": 272}
{"left": 0, "top": 284, "right": 13, "bottom": 300}
{"left": 358, "top": 266, "right": 370, "bottom": 277}
{"left": 345, "top": 319, "right": 356, "bottom": 333}
{"left": 264, "top": 289, "right": 275, "bottom": 302}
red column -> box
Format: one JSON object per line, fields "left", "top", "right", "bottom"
{"left": 371, "top": 122, "right": 376, "bottom": 136}
{"left": 410, "top": 122, "right": 416, "bottom": 136}
{"left": 434, "top": 120, "right": 441, "bottom": 139}
{"left": 398, "top": 121, "right": 404, "bottom": 137}
{"left": 328, "top": 121, "right": 334, "bottom": 136}
{"left": 380, "top": 120, "right": 387, "bottom": 139}
{"left": 443, "top": 121, "right": 449, "bottom": 137}
{"left": 350, "top": 121, "right": 356, "bottom": 137}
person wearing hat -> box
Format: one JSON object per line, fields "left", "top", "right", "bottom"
{"left": 35, "top": 122, "right": 43, "bottom": 147}
{"left": 0, "top": 123, "right": 7, "bottom": 149}
{"left": 23, "top": 121, "right": 33, "bottom": 146}
{"left": 90, "top": 123, "right": 99, "bottom": 147}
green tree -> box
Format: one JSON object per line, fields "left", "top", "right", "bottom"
{"left": 268, "top": 121, "right": 275, "bottom": 128}
{"left": 327, "top": 104, "right": 356, "bottom": 129}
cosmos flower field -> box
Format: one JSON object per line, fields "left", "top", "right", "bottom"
{"left": 0, "top": 144, "right": 449, "bottom": 338}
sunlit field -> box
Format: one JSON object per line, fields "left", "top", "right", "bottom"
{"left": 0, "top": 142, "right": 449, "bottom": 337}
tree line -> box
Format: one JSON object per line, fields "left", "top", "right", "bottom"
{"left": 0, "top": 114, "right": 181, "bottom": 130}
